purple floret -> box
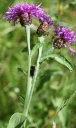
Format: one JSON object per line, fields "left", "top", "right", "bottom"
{"left": 55, "top": 26, "right": 76, "bottom": 44}
{"left": 39, "top": 13, "right": 53, "bottom": 25}
{"left": 54, "top": 26, "right": 76, "bottom": 55}
{"left": 5, "top": 2, "right": 53, "bottom": 25}
{"left": 5, "top": 3, "right": 27, "bottom": 23}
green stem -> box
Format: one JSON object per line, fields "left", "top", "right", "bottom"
{"left": 31, "top": 46, "right": 42, "bottom": 95}
{"left": 28, "top": 37, "right": 45, "bottom": 110}
{"left": 23, "top": 25, "right": 32, "bottom": 127}
{"left": 23, "top": 36, "right": 44, "bottom": 128}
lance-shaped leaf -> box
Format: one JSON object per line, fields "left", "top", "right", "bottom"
{"left": 31, "top": 43, "right": 44, "bottom": 57}
{"left": 31, "top": 37, "right": 49, "bottom": 57}
{"left": 20, "top": 95, "right": 25, "bottom": 105}
{"left": 7, "top": 113, "right": 25, "bottom": 128}
{"left": 22, "top": 47, "right": 27, "bottom": 52}
{"left": 18, "top": 67, "right": 27, "bottom": 76}
{"left": 40, "top": 53, "right": 73, "bottom": 71}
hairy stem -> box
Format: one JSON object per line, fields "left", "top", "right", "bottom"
{"left": 23, "top": 25, "right": 32, "bottom": 127}
{"left": 27, "top": 37, "right": 45, "bottom": 113}
{"left": 23, "top": 36, "right": 44, "bottom": 128}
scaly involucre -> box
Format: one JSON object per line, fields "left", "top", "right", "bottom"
{"left": 54, "top": 26, "right": 76, "bottom": 55}
{"left": 55, "top": 26, "right": 76, "bottom": 44}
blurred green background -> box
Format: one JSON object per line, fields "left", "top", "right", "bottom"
{"left": 0, "top": 0, "right": 76, "bottom": 128}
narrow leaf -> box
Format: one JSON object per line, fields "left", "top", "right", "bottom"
{"left": 7, "top": 113, "right": 25, "bottom": 128}
{"left": 22, "top": 47, "right": 27, "bottom": 52}
{"left": 31, "top": 39, "right": 48, "bottom": 57}
{"left": 18, "top": 67, "right": 27, "bottom": 76}
{"left": 31, "top": 35, "right": 54, "bottom": 57}
{"left": 40, "top": 53, "right": 73, "bottom": 71}
{"left": 20, "top": 95, "right": 25, "bottom": 105}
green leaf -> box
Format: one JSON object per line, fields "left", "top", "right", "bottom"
{"left": 22, "top": 47, "right": 27, "bottom": 52}
{"left": 20, "top": 95, "right": 25, "bottom": 105}
{"left": 18, "top": 67, "right": 27, "bottom": 76}
{"left": 31, "top": 43, "right": 44, "bottom": 57}
{"left": 31, "top": 36, "right": 54, "bottom": 57}
{"left": 31, "top": 39, "right": 48, "bottom": 57}
{"left": 7, "top": 113, "right": 25, "bottom": 128}
{"left": 40, "top": 53, "right": 73, "bottom": 71}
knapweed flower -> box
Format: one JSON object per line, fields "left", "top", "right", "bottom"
{"left": 5, "top": 3, "right": 53, "bottom": 27}
{"left": 39, "top": 13, "right": 53, "bottom": 26}
{"left": 53, "top": 26, "right": 76, "bottom": 55}
{"left": 37, "top": 13, "right": 53, "bottom": 36}
{"left": 37, "top": 21, "right": 49, "bottom": 36}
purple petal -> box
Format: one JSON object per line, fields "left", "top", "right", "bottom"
{"left": 5, "top": 2, "right": 53, "bottom": 25}
{"left": 69, "top": 48, "right": 76, "bottom": 55}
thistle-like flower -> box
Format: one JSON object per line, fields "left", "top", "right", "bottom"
{"left": 53, "top": 26, "right": 76, "bottom": 55}
{"left": 5, "top": 2, "right": 53, "bottom": 27}
{"left": 36, "top": 13, "right": 53, "bottom": 36}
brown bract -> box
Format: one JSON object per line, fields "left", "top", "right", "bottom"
{"left": 53, "top": 37, "right": 66, "bottom": 49}
{"left": 19, "top": 13, "right": 32, "bottom": 26}
{"left": 37, "top": 22, "right": 49, "bottom": 36}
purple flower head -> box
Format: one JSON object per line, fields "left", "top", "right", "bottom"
{"left": 55, "top": 26, "right": 76, "bottom": 44}
{"left": 36, "top": 11, "right": 53, "bottom": 36}
{"left": 5, "top": 2, "right": 53, "bottom": 26}
{"left": 39, "top": 13, "right": 53, "bottom": 26}
{"left": 54, "top": 26, "right": 76, "bottom": 55}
